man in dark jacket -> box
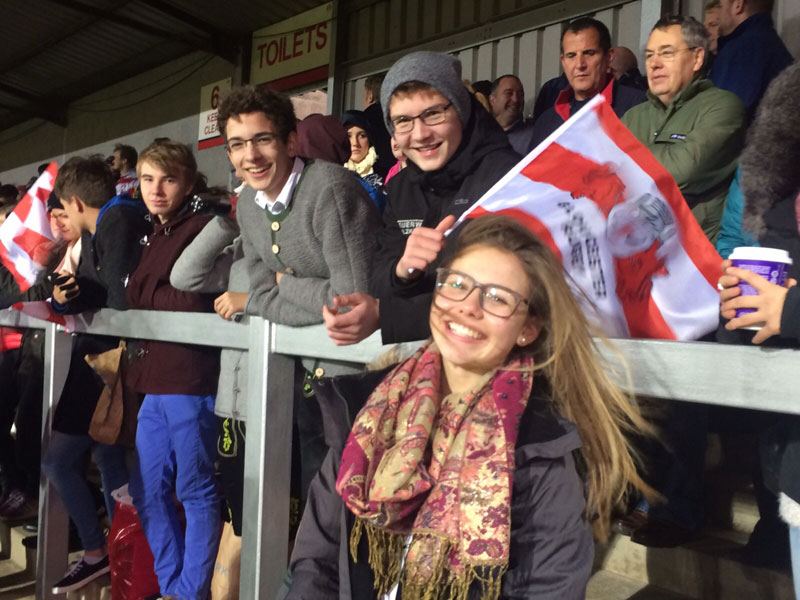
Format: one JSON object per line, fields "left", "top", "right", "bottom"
{"left": 711, "top": 0, "right": 792, "bottom": 120}
{"left": 489, "top": 74, "right": 535, "bottom": 155}
{"left": 43, "top": 156, "right": 149, "bottom": 595}
{"left": 122, "top": 140, "right": 221, "bottom": 600}
{"left": 362, "top": 73, "right": 395, "bottom": 179}
{"left": 609, "top": 46, "right": 648, "bottom": 91}
{"left": 719, "top": 62, "right": 800, "bottom": 574}
{"left": 324, "top": 51, "right": 521, "bottom": 345}
{"left": 54, "top": 159, "right": 149, "bottom": 313}
{"left": 528, "top": 18, "right": 645, "bottom": 150}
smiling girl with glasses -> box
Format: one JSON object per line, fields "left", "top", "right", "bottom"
{"left": 285, "top": 214, "right": 654, "bottom": 600}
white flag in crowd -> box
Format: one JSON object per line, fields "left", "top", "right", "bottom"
{"left": 0, "top": 162, "right": 58, "bottom": 292}
{"left": 459, "top": 95, "right": 721, "bottom": 340}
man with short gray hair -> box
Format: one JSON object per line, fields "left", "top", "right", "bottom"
{"left": 622, "top": 14, "right": 745, "bottom": 244}
{"left": 362, "top": 72, "right": 395, "bottom": 178}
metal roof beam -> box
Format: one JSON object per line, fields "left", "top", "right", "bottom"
{"left": 134, "top": 0, "right": 245, "bottom": 61}
{"left": 0, "top": 82, "right": 37, "bottom": 102}
{"left": 0, "top": 82, "right": 68, "bottom": 127}
{"left": 0, "top": 99, "right": 68, "bottom": 128}
{"left": 136, "top": 0, "right": 223, "bottom": 37}
{"left": 46, "top": 0, "right": 226, "bottom": 58}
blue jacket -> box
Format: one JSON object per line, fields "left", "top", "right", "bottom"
{"left": 716, "top": 167, "right": 758, "bottom": 258}
{"left": 710, "top": 13, "right": 793, "bottom": 120}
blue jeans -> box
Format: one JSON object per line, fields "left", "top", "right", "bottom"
{"left": 41, "top": 431, "right": 128, "bottom": 551}
{"left": 129, "top": 394, "right": 220, "bottom": 600}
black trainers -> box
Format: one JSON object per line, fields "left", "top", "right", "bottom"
{"left": 51, "top": 554, "right": 110, "bottom": 594}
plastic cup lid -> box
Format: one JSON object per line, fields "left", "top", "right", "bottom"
{"left": 729, "top": 246, "right": 793, "bottom": 265}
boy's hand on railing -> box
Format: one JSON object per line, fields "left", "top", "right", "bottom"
{"left": 323, "top": 294, "right": 379, "bottom": 346}
{"left": 214, "top": 292, "right": 248, "bottom": 321}
{"left": 51, "top": 272, "right": 80, "bottom": 304}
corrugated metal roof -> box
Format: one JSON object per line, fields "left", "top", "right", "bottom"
{"left": 0, "top": 0, "right": 330, "bottom": 130}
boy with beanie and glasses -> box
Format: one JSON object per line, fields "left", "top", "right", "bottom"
{"left": 324, "top": 51, "right": 520, "bottom": 346}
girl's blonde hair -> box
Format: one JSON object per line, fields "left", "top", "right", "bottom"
{"left": 446, "top": 214, "right": 655, "bottom": 541}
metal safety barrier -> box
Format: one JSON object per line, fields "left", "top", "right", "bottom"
{"left": 1, "top": 306, "right": 799, "bottom": 598}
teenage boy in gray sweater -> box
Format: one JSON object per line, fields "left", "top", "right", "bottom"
{"left": 216, "top": 85, "right": 377, "bottom": 497}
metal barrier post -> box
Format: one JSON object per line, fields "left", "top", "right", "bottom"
{"left": 241, "top": 318, "right": 295, "bottom": 598}
{"left": 35, "top": 323, "right": 73, "bottom": 600}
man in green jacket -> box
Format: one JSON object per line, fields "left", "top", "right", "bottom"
{"left": 622, "top": 14, "right": 745, "bottom": 244}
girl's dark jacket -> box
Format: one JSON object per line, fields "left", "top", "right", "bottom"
{"left": 728, "top": 192, "right": 800, "bottom": 508}
{"left": 281, "top": 366, "right": 593, "bottom": 600}
{"left": 717, "top": 62, "right": 800, "bottom": 509}
{"left": 123, "top": 209, "right": 220, "bottom": 396}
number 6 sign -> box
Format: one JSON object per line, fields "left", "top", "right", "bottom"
{"left": 198, "top": 78, "right": 232, "bottom": 150}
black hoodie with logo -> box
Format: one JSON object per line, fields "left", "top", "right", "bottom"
{"left": 370, "top": 97, "right": 521, "bottom": 343}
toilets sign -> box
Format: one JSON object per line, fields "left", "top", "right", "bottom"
{"left": 250, "top": 2, "right": 332, "bottom": 90}
{"left": 198, "top": 78, "right": 231, "bottom": 150}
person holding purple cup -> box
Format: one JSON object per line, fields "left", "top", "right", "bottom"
{"left": 721, "top": 247, "right": 796, "bottom": 342}
{"left": 720, "top": 250, "right": 798, "bottom": 344}
{"left": 717, "top": 61, "right": 800, "bottom": 595}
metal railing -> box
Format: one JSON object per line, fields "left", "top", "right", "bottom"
{"left": 1, "top": 307, "right": 799, "bottom": 598}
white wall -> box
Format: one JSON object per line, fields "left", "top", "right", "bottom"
{"left": 343, "top": 0, "right": 798, "bottom": 115}
{"left": 344, "top": 0, "right": 662, "bottom": 117}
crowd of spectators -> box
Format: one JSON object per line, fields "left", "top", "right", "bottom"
{"left": 0, "top": 4, "right": 795, "bottom": 599}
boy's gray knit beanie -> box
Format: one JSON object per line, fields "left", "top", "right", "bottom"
{"left": 380, "top": 51, "right": 472, "bottom": 132}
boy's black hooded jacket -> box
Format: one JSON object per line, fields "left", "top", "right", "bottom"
{"left": 370, "top": 97, "right": 521, "bottom": 344}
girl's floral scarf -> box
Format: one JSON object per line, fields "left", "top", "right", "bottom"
{"left": 336, "top": 341, "right": 534, "bottom": 600}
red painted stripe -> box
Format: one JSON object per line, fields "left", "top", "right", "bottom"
{"left": 594, "top": 101, "right": 721, "bottom": 289}
{"left": 198, "top": 136, "right": 226, "bottom": 150}
{"left": 262, "top": 65, "right": 329, "bottom": 92}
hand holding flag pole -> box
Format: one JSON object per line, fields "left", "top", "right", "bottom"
{"left": 398, "top": 214, "right": 457, "bottom": 279}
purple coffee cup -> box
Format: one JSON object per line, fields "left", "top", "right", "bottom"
{"left": 729, "top": 247, "right": 793, "bottom": 323}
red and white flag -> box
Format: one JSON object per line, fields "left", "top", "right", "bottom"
{"left": 458, "top": 95, "right": 721, "bottom": 340}
{"left": 0, "top": 162, "right": 58, "bottom": 292}
{"left": 11, "top": 300, "right": 79, "bottom": 332}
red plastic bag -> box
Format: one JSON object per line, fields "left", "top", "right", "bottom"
{"left": 108, "top": 500, "right": 160, "bottom": 600}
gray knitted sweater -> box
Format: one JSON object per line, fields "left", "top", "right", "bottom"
{"left": 170, "top": 216, "right": 250, "bottom": 420}
{"left": 238, "top": 159, "right": 378, "bottom": 324}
